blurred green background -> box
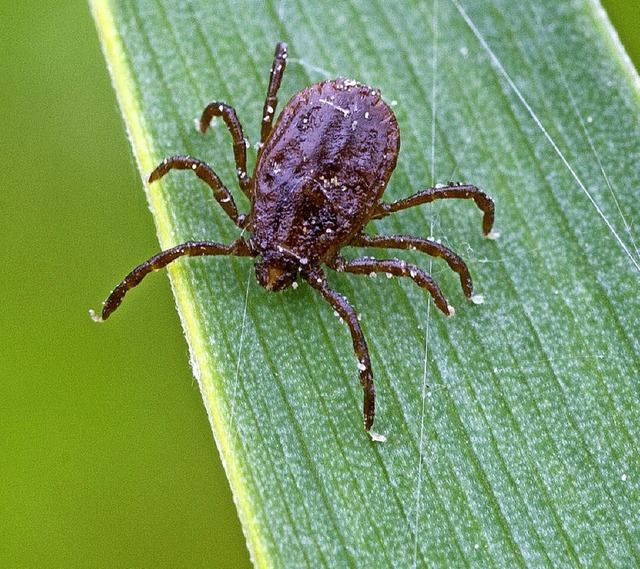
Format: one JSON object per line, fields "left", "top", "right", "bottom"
{"left": 0, "top": 1, "right": 637, "bottom": 567}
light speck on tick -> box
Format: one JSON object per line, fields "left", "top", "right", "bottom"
{"left": 369, "top": 431, "right": 387, "bottom": 443}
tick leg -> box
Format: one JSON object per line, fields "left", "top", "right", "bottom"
{"left": 303, "top": 267, "right": 376, "bottom": 431}
{"left": 349, "top": 233, "right": 474, "bottom": 298}
{"left": 372, "top": 183, "right": 495, "bottom": 236}
{"left": 92, "top": 237, "right": 253, "bottom": 322}
{"left": 261, "top": 42, "right": 288, "bottom": 143}
{"left": 149, "top": 156, "right": 249, "bottom": 229}
{"left": 198, "top": 102, "right": 251, "bottom": 197}
{"left": 330, "top": 256, "right": 452, "bottom": 316}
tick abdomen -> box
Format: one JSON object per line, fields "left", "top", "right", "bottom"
{"left": 251, "top": 78, "right": 400, "bottom": 263}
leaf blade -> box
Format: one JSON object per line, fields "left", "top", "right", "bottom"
{"left": 91, "top": 0, "right": 640, "bottom": 566}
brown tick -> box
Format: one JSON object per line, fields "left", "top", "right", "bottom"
{"left": 93, "top": 42, "right": 496, "bottom": 439}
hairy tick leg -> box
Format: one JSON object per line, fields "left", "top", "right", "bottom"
{"left": 349, "top": 233, "right": 474, "bottom": 298}
{"left": 198, "top": 102, "right": 252, "bottom": 197}
{"left": 330, "top": 256, "right": 453, "bottom": 316}
{"left": 148, "top": 156, "right": 248, "bottom": 228}
{"left": 303, "top": 267, "right": 376, "bottom": 432}
{"left": 372, "top": 183, "right": 495, "bottom": 236}
{"left": 93, "top": 238, "right": 253, "bottom": 322}
{"left": 260, "top": 42, "right": 288, "bottom": 143}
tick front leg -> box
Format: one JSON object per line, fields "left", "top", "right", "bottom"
{"left": 198, "top": 102, "right": 251, "bottom": 197}
{"left": 372, "top": 182, "right": 496, "bottom": 237}
{"left": 92, "top": 237, "right": 253, "bottom": 322}
{"left": 303, "top": 267, "right": 376, "bottom": 432}
{"left": 349, "top": 233, "right": 474, "bottom": 298}
{"left": 261, "top": 42, "right": 288, "bottom": 144}
{"left": 330, "top": 256, "right": 453, "bottom": 316}
{"left": 149, "top": 156, "right": 248, "bottom": 229}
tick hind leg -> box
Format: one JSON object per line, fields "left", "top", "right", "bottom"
{"left": 198, "top": 102, "right": 251, "bottom": 197}
{"left": 330, "top": 256, "right": 453, "bottom": 316}
{"left": 372, "top": 182, "right": 496, "bottom": 237}
{"left": 149, "top": 156, "right": 249, "bottom": 228}
{"left": 260, "top": 42, "right": 288, "bottom": 143}
{"left": 303, "top": 267, "right": 376, "bottom": 433}
{"left": 92, "top": 237, "right": 253, "bottom": 322}
{"left": 349, "top": 233, "right": 475, "bottom": 298}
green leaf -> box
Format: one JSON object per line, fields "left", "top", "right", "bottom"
{"left": 90, "top": 0, "right": 639, "bottom": 566}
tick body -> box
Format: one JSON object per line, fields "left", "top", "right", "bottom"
{"left": 93, "top": 43, "right": 496, "bottom": 437}
{"left": 253, "top": 78, "right": 400, "bottom": 292}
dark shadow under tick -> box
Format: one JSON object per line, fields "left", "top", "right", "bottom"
{"left": 92, "top": 42, "right": 496, "bottom": 440}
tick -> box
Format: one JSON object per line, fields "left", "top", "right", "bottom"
{"left": 93, "top": 42, "right": 496, "bottom": 438}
